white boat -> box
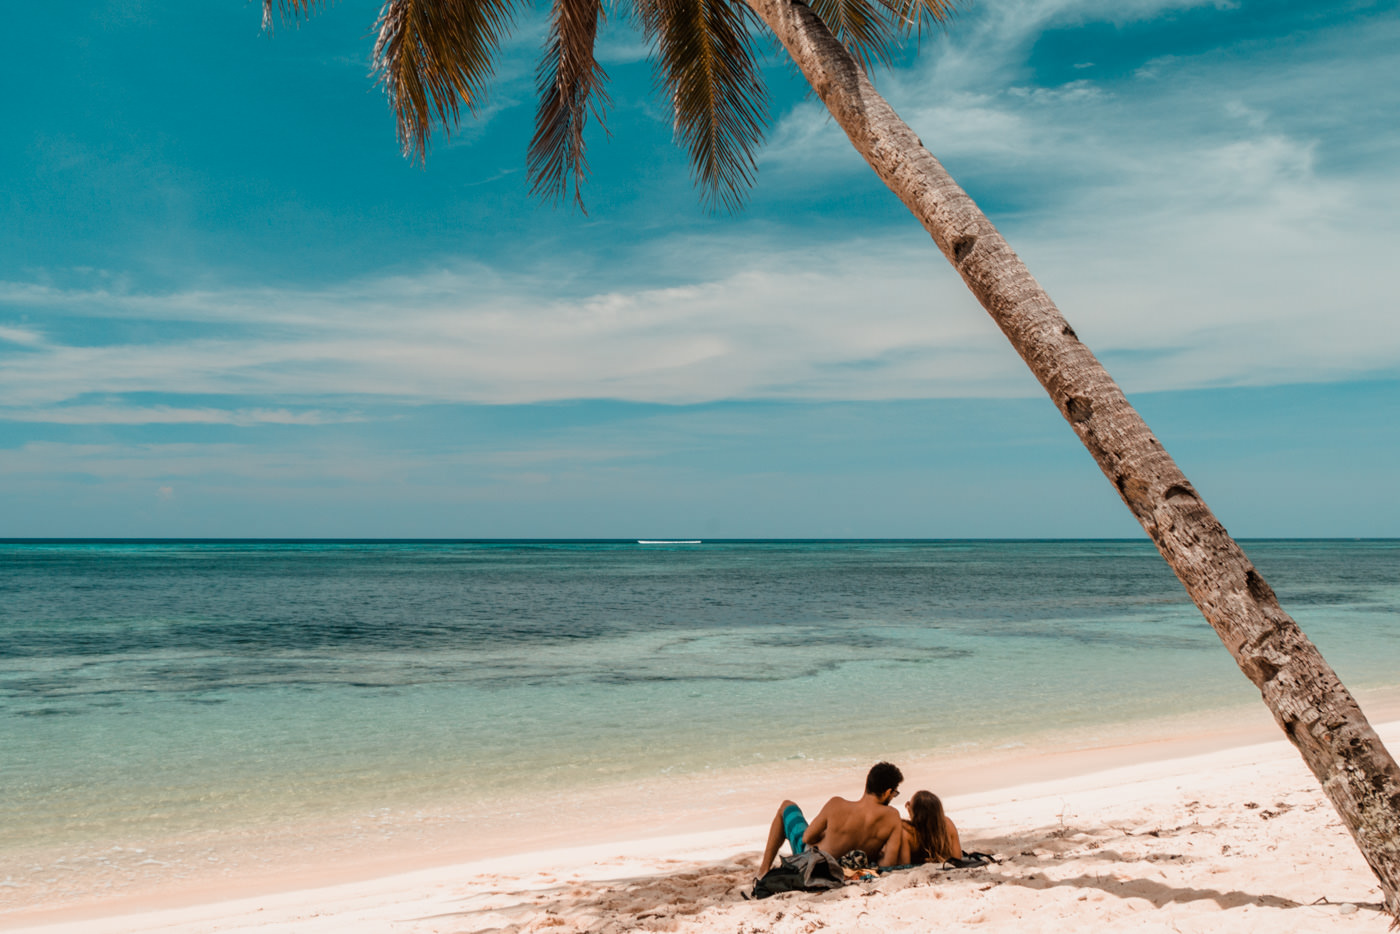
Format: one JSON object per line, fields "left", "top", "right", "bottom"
{"left": 637, "top": 540, "right": 702, "bottom": 544}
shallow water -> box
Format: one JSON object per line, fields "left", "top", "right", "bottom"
{"left": 2, "top": 539, "right": 1397, "bottom": 861}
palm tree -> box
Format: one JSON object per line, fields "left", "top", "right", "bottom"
{"left": 262, "top": 0, "right": 1400, "bottom": 912}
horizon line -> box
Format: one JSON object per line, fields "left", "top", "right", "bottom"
{"left": 2, "top": 537, "right": 1395, "bottom": 544}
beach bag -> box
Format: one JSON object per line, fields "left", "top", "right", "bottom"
{"left": 751, "top": 848, "right": 846, "bottom": 899}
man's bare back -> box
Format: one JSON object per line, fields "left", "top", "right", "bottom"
{"left": 757, "top": 761, "right": 905, "bottom": 876}
{"left": 804, "top": 793, "right": 902, "bottom": 864}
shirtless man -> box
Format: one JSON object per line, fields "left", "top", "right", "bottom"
{"left": 757, "top": 762, "right": 904, "bottom": 876}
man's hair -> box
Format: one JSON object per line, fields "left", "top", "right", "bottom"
{"left": 865, "top": 761, "right": 903, "bottom": 796}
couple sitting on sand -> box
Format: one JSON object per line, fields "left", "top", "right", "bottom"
{"left": 758, "top": 761, "right": 960, "bottom": 877}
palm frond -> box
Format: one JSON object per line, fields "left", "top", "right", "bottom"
{"left": 878, "top": 0, "right": 956, "bottom": 39}
{"left": 260, "top": 0, "right": 321, "bottom": 33}
{"left": 807, "top": 0, "right": 895, "bottom": 71}
{"left": 528, "top": 0, "right": 612, "bottom": 209}
{"left": 636, "top": 0, "right": 767, "bottom": 212}
{"left": 372, "top": 0, "right": 521, "bottom": 161}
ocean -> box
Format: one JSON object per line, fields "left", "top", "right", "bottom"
{"left": 2, "top": 539, "right": 1398, "bottom": 907}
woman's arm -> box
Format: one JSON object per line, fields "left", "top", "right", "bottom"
{"left": 895, "top": 822, "right": 913, "bottom": 865}
{"left": 875, "top": 816, "right": 905, "bottom": 867}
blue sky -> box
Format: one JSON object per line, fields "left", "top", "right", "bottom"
{"left": 2, "top": 0, "right": 1397, "bottom": 537}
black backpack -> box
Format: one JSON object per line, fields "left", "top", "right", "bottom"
{"left": 751, "top": 849, "right": 846, "bottom": 899}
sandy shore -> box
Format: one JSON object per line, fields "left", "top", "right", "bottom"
{"left": 7, "top": 711, "right": 1399, "bottom": 934}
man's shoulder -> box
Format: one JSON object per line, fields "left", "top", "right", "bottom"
{"left": 864, "top": 799, "right": 898, "bottom": 817}
{"left": 858, "top": 799, "right": 900, "bottom": 828}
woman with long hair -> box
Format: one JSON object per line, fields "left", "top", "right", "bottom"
{"left": 899, "top": 790, "right": 961, "bottom": 864}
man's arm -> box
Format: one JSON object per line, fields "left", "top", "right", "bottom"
{"left": 802, "top": 799, "right": 835, "bottom": 849}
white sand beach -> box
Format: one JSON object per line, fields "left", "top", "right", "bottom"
{"left": 7, "top": 707, "right": 1399, "bottom": 934}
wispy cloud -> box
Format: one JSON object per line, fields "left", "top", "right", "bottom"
{"left": 0, "top": 244, "right": 1024, "bottom": 414}
{"left": 0, "top": 437, "right": 648, "bottom": 490}
{"left": 0, "top": 441, "right": 384, "bottom": 483}
{"left": 0, "top": 324, "right": 44, "bottom": 346}
{"left": 2, "top": 0, "right": 1396, "bottom": 426}
{"left": 1, "top": 406, "right": 359, "bottom": 426}
{"left": 752, "top": 0, "right": 1400, "bottom": 392}
{"left": 2, "top": 178, "right": 1398, "bottom": 421}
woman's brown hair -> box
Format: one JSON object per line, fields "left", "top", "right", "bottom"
{"left": 908, "top": 790, "right": 956, "bottom": 863}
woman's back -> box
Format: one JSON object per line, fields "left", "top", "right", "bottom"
{"left": 902, "top": 791, "right": 961, "bottom": 864}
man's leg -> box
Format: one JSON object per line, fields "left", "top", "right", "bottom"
{"left": 759, "top": 800, "right": 802, "bottom": 876}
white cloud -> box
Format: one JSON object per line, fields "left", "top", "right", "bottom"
{"left": 2, "top": 153, "right": 1398, "bottom": 416}
{"left": 0, "top": 442, "right": 398, "bottom": 484}
{"left": 749, "top": 0, "right": 1400, "bottom": 395}
{"left": 1006, "top": 79, "right": 1105, "bottom": 104}
{"left": 2, "top": 0, "right": 1396, "bottom": 422}
{"left": 0, "top": 324, "right": 44, "bottom": 346}
{"left": 0, "top": 245, "right": 1026, "bottom": 411}
{"left": 0, "top": 406, "right": 358, "bottom": 426}
{"left": 0, "top": 438, "right": 648, "bottom": 492}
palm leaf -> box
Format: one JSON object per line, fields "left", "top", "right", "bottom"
{"left": 636, "top": 0, "right": 767, "bottom": 212}
{"left": 372, "top": 0, "right": 521, "bottom": 160}
{"left": 260, "top": 0, "right": 321, "bottom": 32}
{"left": 878, "top": 0, "right": 956, "bottom": 39}
{"left": 529, "top": 0, "right": 612, "bottom": 209}
{"left": 807, "top": 0, "right": 895, "bottom": 71}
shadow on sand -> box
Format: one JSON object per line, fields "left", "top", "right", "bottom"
{"left": 397, "top": 816, "right": 1382, "bottom": 933}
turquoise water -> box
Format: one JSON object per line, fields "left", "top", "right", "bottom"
{"left": 2, "top": 539, "right": 1398, "bottom": 858}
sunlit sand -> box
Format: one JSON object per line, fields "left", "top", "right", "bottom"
{"left": 8, "top": 704, "right": 1398, "bottom": 934}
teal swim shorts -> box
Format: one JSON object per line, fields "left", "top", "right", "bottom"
{"left": 781, "top": 804, "right": 808, "bottom": 855}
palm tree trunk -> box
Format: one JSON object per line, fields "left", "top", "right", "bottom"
{"left": 740, "top": 0, "right": 1400, "bottom": 913}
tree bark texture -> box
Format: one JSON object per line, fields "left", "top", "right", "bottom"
{"left": 740, "top": 0, "right": 1400, "bottom": 913}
